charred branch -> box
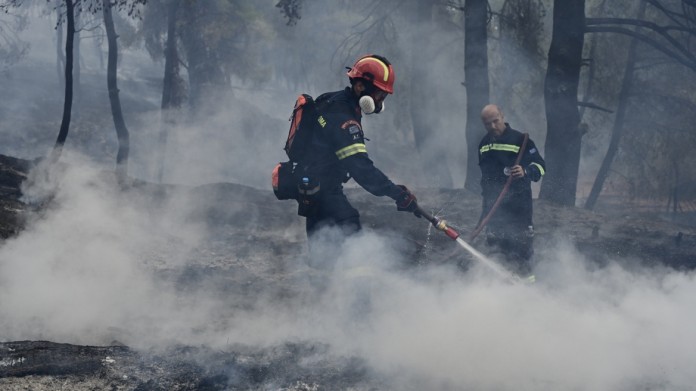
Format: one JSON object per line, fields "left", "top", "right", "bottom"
{"left": 586, "top": 17, "right": 696, "bottom": 63}
{"left": 577, "top": 101, "right": 614, "bottom": 113}
{"left": 585, "top": 25, "right": 696, "bottom": 71}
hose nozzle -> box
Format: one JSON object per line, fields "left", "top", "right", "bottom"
{"left": 434, "top": 217, "right": 460, "bottom": 240}
{"left": 435, "top": 219, "right": 448, "bottom": 231}
{"left": 416, "top": 206, "right": 461, "bottom": 241}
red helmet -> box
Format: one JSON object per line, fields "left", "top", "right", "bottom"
{"left": 346, "top": 54, "right": 395, "bottom": 94}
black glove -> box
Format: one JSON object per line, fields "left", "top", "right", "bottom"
{"left": 395, "top": 185, "right": 421, "bottom": 217}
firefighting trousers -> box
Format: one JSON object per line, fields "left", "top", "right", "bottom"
{"left": 303, "top": 189, "right": 361, "bottom": 272}
{"left": 486, "top": 225, "right": 535, "bottom": 276}
{"left": 305, "top": 189, "right": 361, "bottom": 239}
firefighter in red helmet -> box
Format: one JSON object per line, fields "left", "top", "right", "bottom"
{"left": 298, "top": 54, "right": 419, "bottom": 265}
{"left": 346, "top": 54, "right": 396, "bottom": 115}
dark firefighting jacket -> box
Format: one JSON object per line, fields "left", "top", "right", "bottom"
{"left": 478, "top": 124, "right": 546, "bottom": 229}
{"left": 302, "top": 87, "right": 403, "bottom": 202}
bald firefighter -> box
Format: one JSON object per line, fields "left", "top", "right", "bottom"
{"left": 478, "top": 104, "right": 546, "bottom": 280}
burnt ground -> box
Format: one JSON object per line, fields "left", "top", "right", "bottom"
{"left": 1, "top": 153, "right": 695, "bottom": 390}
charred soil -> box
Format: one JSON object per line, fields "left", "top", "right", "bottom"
{"left": 1, "top": 154, "right": 695, "bottom": 390}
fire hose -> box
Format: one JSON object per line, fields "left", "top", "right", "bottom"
{"left": 415, "top": 205, "right": 521, "bottom": 283}
{"left": 409, "top": 133, "right": 530, "bottom": 283}
{"left": 468, "top": 133, "right": 529, "bottom": 242}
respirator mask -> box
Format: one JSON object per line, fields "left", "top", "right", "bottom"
{"left": 359, "top": 88, "right": 388, "bottom": 115}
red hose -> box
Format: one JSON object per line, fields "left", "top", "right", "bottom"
{"left": 469, "top": 133, "right": 529, "bottom": 241}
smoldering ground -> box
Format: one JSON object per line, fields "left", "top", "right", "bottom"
{"left": 0, "top": 158, "right": 694, "bottom": 390}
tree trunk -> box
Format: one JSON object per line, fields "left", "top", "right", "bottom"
{"left": 103, "top": 0, "right": 130, "bottom": 182}
{"left": 666, "top": 159, "right": 678, "bottom": 213}
{"left": 538, "top": 0, "right": 586, "bottom": 206}
{"left": 73, "top": 6, "right": 81, "bottom": 119}
{"left": 161, "top": 0, "right": 184, "bottom": 111}
{"left": 584, "top": 1, "right": 646, "bottom": 210}
{"left": 156, "top": 0, "right": 184, "bottom": 183}
{"left": 51, "top": 0, "right": 75, "bottom": 163}
{"left": 463, "top": 0, "right": 490, "bottom": 192}
{"left": 55, "top": 1, "right": 65, "bottom": 90}
{"left": 578, "top": 0, "right": 608, "bottom": 120}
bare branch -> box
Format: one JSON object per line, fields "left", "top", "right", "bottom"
{"left": 586, "top": 25, "right": 696, "bottom": 71}
{"left": 586, "top": 16, "right": 696, "bottom": 64}
{"left": 586, "top": 16, "right": 696, "bottom": 35}
{"left": 645, "top": 0, "right": 692, "bottom": 27}
{"left": 577, "top": 101, "right": 614, "bottom": 113}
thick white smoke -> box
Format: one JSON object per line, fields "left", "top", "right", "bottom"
{"left": 0, "top": 155, "right": 695, "bottom": 390}
{"left": 1, "top": 4, "right": 694, "bottom": 391}
{"left": 0, "top": 155, "right": 222, "bottom": 346}
{"left": 272, "top": 234, "right": 696, "bottom": 390}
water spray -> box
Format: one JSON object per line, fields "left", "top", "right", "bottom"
{"left": 415, "top": 206, "right": 521, "bottom": 283}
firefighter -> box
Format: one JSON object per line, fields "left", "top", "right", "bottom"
{"left": 478, "top": 104, "right": 546, "bottom": 280}
{"left": 298, "top": 54, "right": 419, "bottom": 253}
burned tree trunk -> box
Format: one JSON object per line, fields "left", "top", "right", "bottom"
{"left": 103, "top": 0, "right": 130, "bottom": 182}
{"left": 161, "top": 0, "right": 185, "bottom": 111}
{"left": 463, "top": 0, "right": 490, "bottom": 192}
{"left": 72, "top": 6, "right": 82, "bottom": 120}
{"left": 539, "top": 0, "right": 586, "bottom": 206}
{"left": 55, "top": 0, "right": 65, "bottom": 90}
{"left": 157, "top": 0, "right": 185, "bottom": 183}
{"left": 51, "top": 0, "right": 75, "bottom": 163}
{"left": 0, "top": 341, "right": 129, "bottom": 378}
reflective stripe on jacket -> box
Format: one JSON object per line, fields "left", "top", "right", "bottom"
{"left": 304, "top": 87, "right": 402, "bottom": 200}
{"left": 478, "top": 124, "right": 546, "bottom": 228}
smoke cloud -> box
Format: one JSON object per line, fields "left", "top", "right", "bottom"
{"left": 0, "top": 153, "right": 695, "bottom": 390}
{"left": 1, "top": 3, "right": 695, "bottom": 390}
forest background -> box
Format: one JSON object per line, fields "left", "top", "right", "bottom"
{"left": 1, "top": 1, "right": 696, "bottom": 390}
{"left": 1, "top": 0, "right": 694, "bottom": 213}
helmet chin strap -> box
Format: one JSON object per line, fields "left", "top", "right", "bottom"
{"left": 359, "top": 95, "right": 385, "bottom": 114}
